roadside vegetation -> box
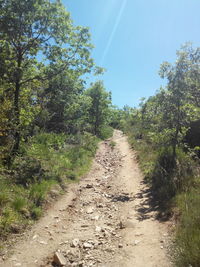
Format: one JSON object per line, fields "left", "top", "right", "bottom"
{"left": 0, "top": 0, "right": 114, "bottom": 248}
{"left": 120, "top": 44, "right": 200, "bottom": 266}
{"left": 0, "top": 132, "right": 99, "bottom": 242}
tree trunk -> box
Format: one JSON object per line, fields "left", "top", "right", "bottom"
{"left": 11, "top": 53, "right": 22, "bottom": 157}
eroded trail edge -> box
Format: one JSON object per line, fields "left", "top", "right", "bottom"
{"left": 2, "top": 130, "right": 171, "bottom": 267}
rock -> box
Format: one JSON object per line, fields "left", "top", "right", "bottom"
{"left": 50, "top": 189, "right": 60, "bottom": 198}
{"left": 53, "top": 252, "right": 67, "bottom": 266}
{"left": 119, "top": 221, "right": 125, "bottom": 229}
{"left": 81, "top": 224, "right": 89, "bottom": 228}
{"left": 32, "top": 234, "right": 38, "bottom": 240}
{"left": 93, "top": 215, "right": 100, "bottom": 221}
{"left": 134, "top": 240, "right": 141, "bottom": 245}
{"left": 95, "top": 226, "right": 102, "bottom": 232}
{"left": 105, "top": 247, "right": 114, "bottom": 253}
{"left": 97, "top": 203, "right": 104, "bottom": 208}
{"left": 86, "top": 184, "right": 93, "bottom": 189}
{"left": 39, "top": 240, "right": 48, "bottom": 245}
{"left": 103, "top": 230, "right": 110, "bottom": 238}
{"left": 71, "top": 238, "right": 80, "bottom": 248}
{"left": 86, "top": 207, "right": 94, "bottom": 214}
{"left": 66, "top": 250, "right": 78, "bottom": 263}
{"left": 83, "top": 242, "right": 93, "bottom": 249}
{"left": 118, "top": 243, "right": 123, "bottom": 248}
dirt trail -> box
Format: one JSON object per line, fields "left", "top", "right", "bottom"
{"left": 1, "top": 130, "right": 171, "bottom": 267}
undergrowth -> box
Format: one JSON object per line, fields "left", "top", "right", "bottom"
{"left": 0, "top": 132, "right": 99, "bottom": 247}
{"left": 175, "top": 185, "right": 200, "bottom": 267}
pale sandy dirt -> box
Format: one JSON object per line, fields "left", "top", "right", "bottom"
{"left": 1, "top": 130, "right": 171, "bottom": 267}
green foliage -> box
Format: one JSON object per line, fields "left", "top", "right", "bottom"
{"left": 0, "top": 208, "right": 18, "bottom": 233}
{"left": 99, "top": 126, "right": 114, "bottom": 140}
{"left": 175, "top": 188, "right": 200, "bottom": 267}
{"left": 109, "top": 107, "right": 124, "bottom": 129}
{"left": 0, "top": 192, "right": 10, "bottom": 206}
{"left": 128, "top": 135, "right": 156, "bottom": 180}
{"left": 109, "top": 141, "right": 116, "bottom": 149}
{"left": 13, "top": 157, "right": 44, "bottom": 186}
{"left": 31, "top": 207, "right": 42, "bottom": 220}
{"left": 85, "top": 81, "right": 112, "bottom": 137}
{"left": 0, "top": 131, "right": 100, "bottom": 244}
{"left": 29, "top": 180, "right": 54, "bottom": 206}
{"left": 0, "top": 0, "right": 99, "bottom": 161}
{"left": 12, "top": 197, "right": 27, "bottom": 212}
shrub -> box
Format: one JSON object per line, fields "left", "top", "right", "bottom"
{"left": 99, "top": 126, "right": 114, "bottom": 139}
{"left": 109, "top": 141, "right": 116, "bottom": 149}
{"left": 13, "top": 156, "right": 44, "bottom": 186}
{"left": 151, "top": 147, "right": 177, "bottom": 203}
{"left": 31, "top": 206, "right": 42, "bottom": 220}
{"left": 0, "top": 208, "right": 18, "bottom": 233}
{"left": 0, "top": 192, "right": 9, "bottom": 207}
{"left": 29, "top": 180, "right": 54, "bottom": 206}
{"left": 12, "top": 197, "right": 26, "bottom": 212}
{"left": 149, "top": 147, "right": 196, "bottom": 207}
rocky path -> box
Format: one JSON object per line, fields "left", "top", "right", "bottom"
{"left": 1, "top": 130, "right": 171, "bottom": 267}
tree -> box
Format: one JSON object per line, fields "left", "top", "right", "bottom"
{"left": 158, "top": 44, "right": 200, "bottom": 157}
{"left": 123, "top": 44, "right": 200, "bottom": 158}
{"left": 85, "top": 81, "right": 111, "bottom": 137}
{"left": 0, "top": 0, "right": 95, "bottom": 158}
{"left": 42, "top": 70, "right": 92, "bottom": 134}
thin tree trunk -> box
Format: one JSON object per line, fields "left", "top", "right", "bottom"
{"left": 11, "top": 54, "right": 22, "bottom": 157}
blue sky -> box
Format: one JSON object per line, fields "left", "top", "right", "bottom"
{"left": 63, "top": 0, "right": 200, "bottom": 107}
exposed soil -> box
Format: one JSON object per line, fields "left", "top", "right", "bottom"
{"left": 1, "top": 130, "right": 171, "bottom": 267}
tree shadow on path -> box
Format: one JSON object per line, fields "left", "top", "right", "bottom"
{"left": 135, "top": 180, "right": 172, "bottom": 222}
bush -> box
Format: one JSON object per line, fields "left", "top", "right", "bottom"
{"left": 151, "top": 147, "right": 177, "bottom": 204}
{"left": 0, "top": 208, "right": 18, "bottom": 233}
{"left": 29, "top": 180, "right": 54, "bottom": 206}
{"left": 109, "top": 141, "right": 116, "bottom": 149}
{"left": 12, "top": 197, "right": 27, "bottom": 212}
{"left": 0, "top": 191, "right": 10, "bottom": 207}
{"left": 31, "top": 206, "right": 42, "bottom": 220}
{"left": 151, "top": 147, "right": 196, "bottom": 206}
{"left": 13, "top": 156, "right": 44, "bottom": 186}
{"left": 99, "top": 126, "right": 114, "bottom": 139}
